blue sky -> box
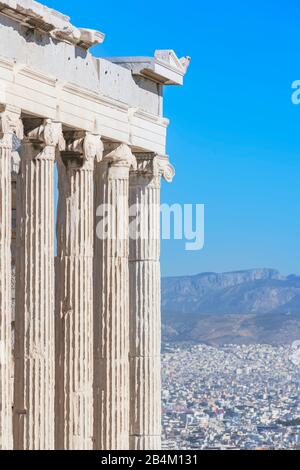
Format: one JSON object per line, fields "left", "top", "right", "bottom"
{"left": 44, "top": 0, "right": 300, "bottom": 277}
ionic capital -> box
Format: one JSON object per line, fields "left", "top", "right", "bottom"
{"left": 25, "top": 119, "right": 65, "bottom": 150}
{"left": 0, "top": 105, "right": 23, "bottom": 147}
{"left": 132, "top": 153, "right": 175, "bottom": 183}
{"left": 103, "top": 143, "right": 137, "bottom": 170}
{"left": 63, "top": 131, "right": 103, "bottom": 170}
{"left": 154, "top": 155, "right": 175, "bottom": 183}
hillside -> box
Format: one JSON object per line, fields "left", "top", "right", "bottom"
{"left": 161, "top": 269, "right": 300, "bottom": 345}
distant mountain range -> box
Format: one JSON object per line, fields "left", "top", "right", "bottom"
{"left": 161, "top": 269, "right": 300, "bottom": 345}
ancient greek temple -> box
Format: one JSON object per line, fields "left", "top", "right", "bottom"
{"left": 0, "top": 0, "right": 189, "bottom": 450}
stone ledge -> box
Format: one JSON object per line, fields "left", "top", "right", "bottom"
{"left": 0, "top": 0, "right": 105, "bottom": 48}
{"left": 108, "top": 50, "right": 191, "bottom": 86}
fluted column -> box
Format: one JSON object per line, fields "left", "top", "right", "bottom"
{"left": 0, "top": 105, "right": 22, "bottom": 450}
{"left": 129, "top": 154, "right": 175, "bottom": 450}
{"left": 14, "top": 118, "right": 65, "bottom": 450}
{"left": 55, "top": 132, "right": 103, "bottom": 450}
{"left": 11, "top": 131, "right": 22, "bottom": 448}
{"left": 94, "top": 143, "right": 136, "bottom": 450}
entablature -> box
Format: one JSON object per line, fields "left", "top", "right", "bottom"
{"left": 0, "top": 0, "right": 190, "bottom": 155}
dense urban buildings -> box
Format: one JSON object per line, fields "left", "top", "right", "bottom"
{"left": 162, "top": 343, "right": 300, "bottom": 450}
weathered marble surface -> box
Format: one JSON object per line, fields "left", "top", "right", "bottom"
{"left": 0, "top": 104, "right": 22, "bottom": 450}
{"left": 0, "top": 0, "right": 188, "bottom": 451}
{"left": 129, "top": 154, "right": 174, "bottom": 450}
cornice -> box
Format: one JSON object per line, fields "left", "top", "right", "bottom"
{"left": 0, "top": 0, "right": 105, "bottom": 49}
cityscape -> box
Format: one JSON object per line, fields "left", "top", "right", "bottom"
{"left": 0, "top": 0, "right": 299, "bottom": 456}
{"left": 162, "top": 343, "right": 300, "bottom": 450}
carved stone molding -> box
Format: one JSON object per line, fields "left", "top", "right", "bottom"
{"left": 0, "top": 105, "right": 23, "bottom": 147}
{"left": 155, "top": 50, "right": 191, "bottom": 74}
{"left": 154, "top": 155, "right": 175, "bottom": 183}
{"left": 25, "top": 118, "right": 65, "bottom": 149}
{"left": 0, "top": 0, "right": 105, "bottom": 49}
{"left": 132, "top": 152, "right": 175, "bottom": 183}
{"left": 21, "top": 119, "right": 65, "bottom": 162}
{"left": 103, "top": 142, "right": 137, "bottom": 170}
{"left": 132, "top": 152, "right": 156, "bottom": 176}
{"left": 62, "top": 131, "right": 103, "bottom": 169}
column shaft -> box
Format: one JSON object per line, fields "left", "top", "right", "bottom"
{"left": 94, "top": 144, "right": 136, "bottom": 450}
{"left": 0, "top": 106, "right": 22, "bottom": 450}
{"left": 129, "top": 154, "right": 175, "bottom": 450}
{"left": 11, "top": 147, "right": 20, "bottom": 419}
{"left": 129, "top": 156, "right": 161, "bottom": 450}
{"left": 14, "top": 119, "right": 64, "bottom": 449}
{"left": 0, "top": 135, "right": 12, "bottom": 450}
{"left": 55, "top": 133, "right": 102, "bottom": 449}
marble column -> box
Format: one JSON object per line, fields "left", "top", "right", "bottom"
{"left": 11, "top": 128, "right": 22, "bottom": 448}
{"left": 94, "top": 143, "right": 136, "bottom": 450}
{"left": 129, "top": 154, "right": 175, "bottom": 450}
{"left": 55, "top": 132, "right": 103, "bottom": 450}
{"left": 0, "top": 105, "right": 22, "bottom": 450}
{"left": 14, "top": 118, "right": 65, "bottom": 450}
